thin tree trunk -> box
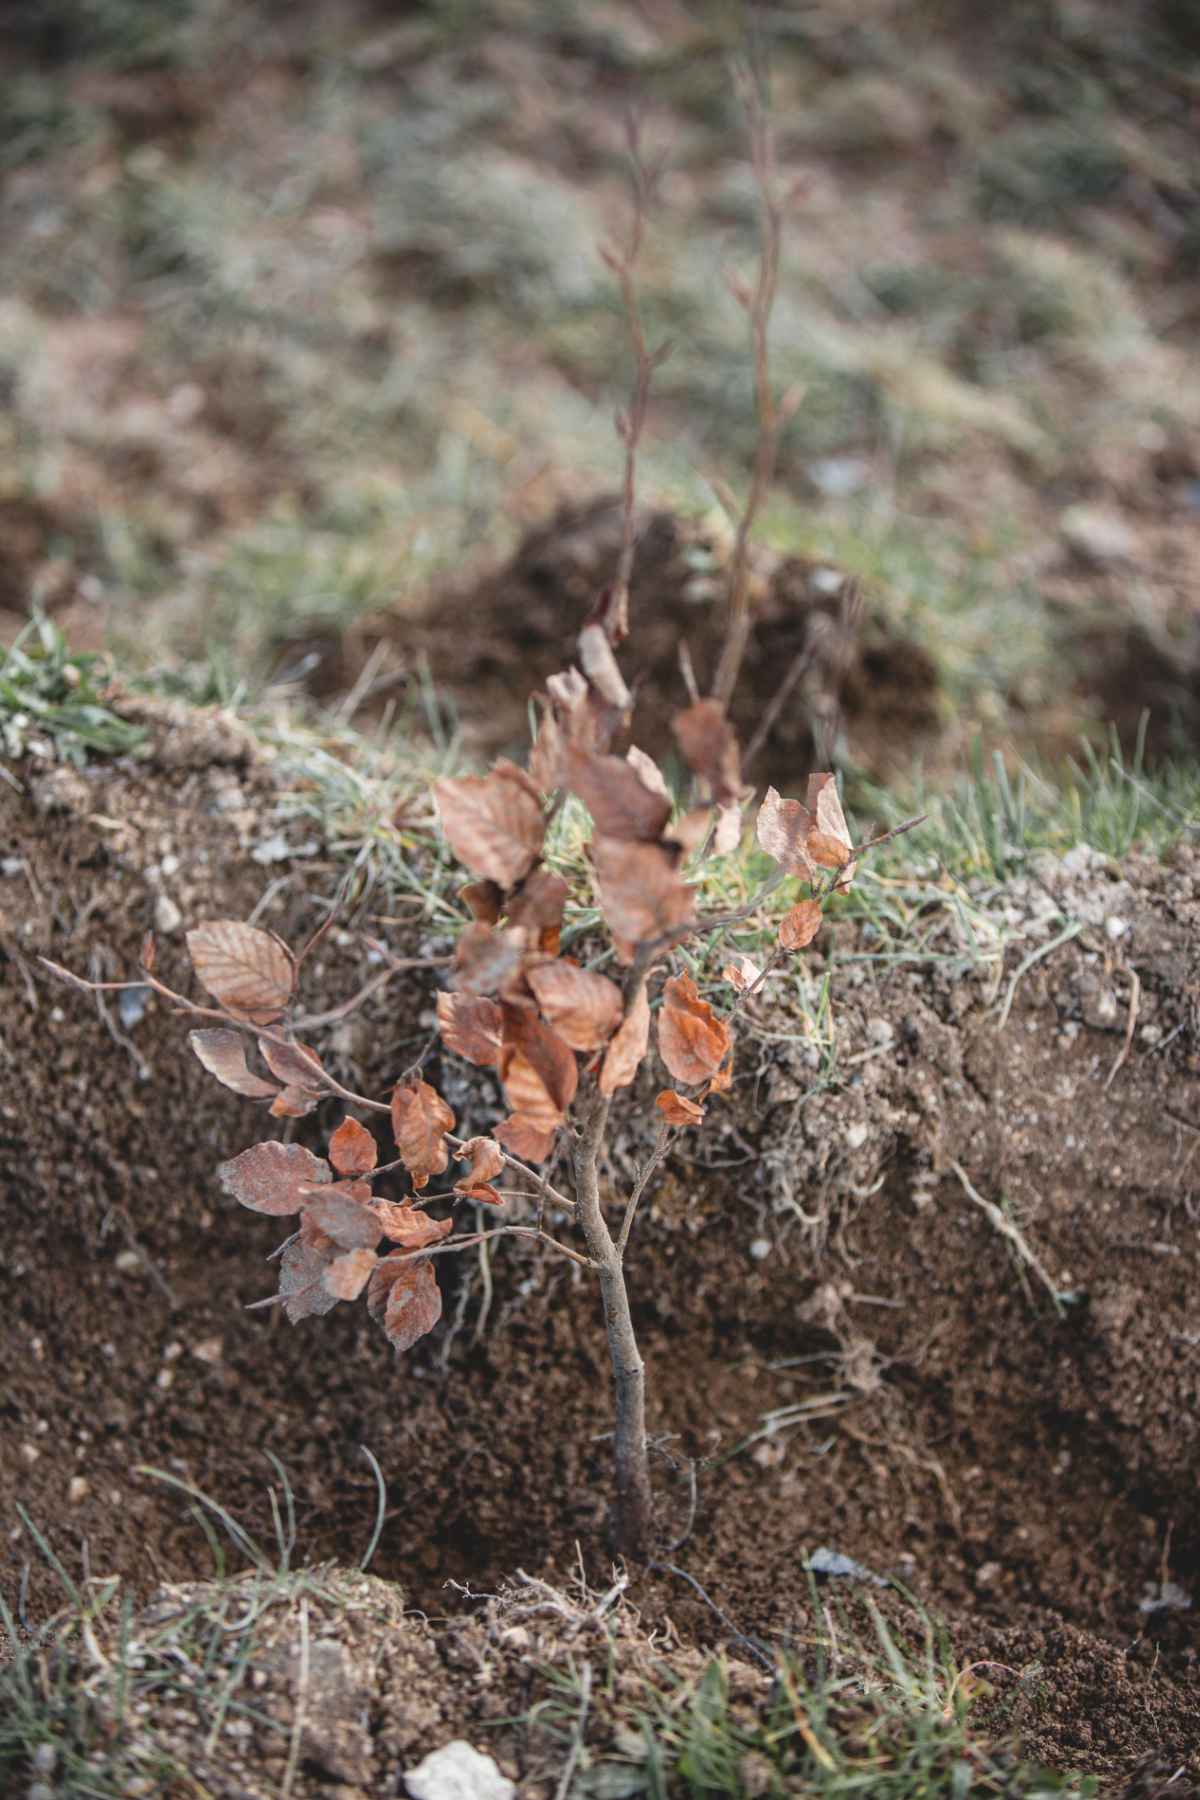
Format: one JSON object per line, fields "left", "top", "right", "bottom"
{"left": 573, "top": 1092, "right": 653, "bottom": 1558}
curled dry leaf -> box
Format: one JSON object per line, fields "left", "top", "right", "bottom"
{"left": 505, "top": 870, "right": 569, "bottom": 955}
{"left": 672, "top": 699, "right": 741, "bottom": 805}
{"left": 807, "top": 830, "right": 850, "bottom": 871}
{"left": 453, "top": 923, "right": 525, "bottom": 995}
{"left": 807, "top": 773, "right": 856, "bottom": 885}
{"left": 329, "top": 1116, "right": 378, "bottom": 1178}
{"left": 591, "top": 836, "right": 695, "bottom": 956}
{"left": 626, "top": 745, "right": 671, "bottom": 803}
{"left": 705, "top": 1058, "right": 733, "bottom": 1095}
{"left": 372, "top": 1203, "right": 455, "bottom": 1249}
{"left": 722, "top": 955, "right": 764, "bottom": 993}
{"left": 713, "top": 801, "right": 744, "bottom": 857}
{"left": 278, "top": 1239, "right": 340, "bottom": 1322}
{"left": 499, "top": 1003, "right": 578, "bottom": 1136}
{"left": 188, "top": 1029, "right": 279, "bottom": 1100}
{"left": 656, "top": 1090, "right": 706, "bottom": 1127}
{"left": 564, "top": 744, "right": 671, "bottom": 842}
{"left": 454, "top": 1134, "right": 506, "bottom": 1206}
{"left": 755, "top": 786, "right": 817, "bottom": 877}
{"left": 367, "top": 1253, "right": 443, "bottom": 1354}
{"left": 269, "top": 1086, "right": 321, "bottom": 1119}
{"left": 258, "top": 1037, "right": 324, "bottom": 1090}
{"left": 657, "top": 971, "right": 732, "bottom": 1086}
{"left": 493, "top": 1114, "right": 559, "bottom": 1163}
{"left": 305, "top": 1191, "right": 383, "bottom": 1250}
{"left": 526, "top": 959, "right": 623, "bottom": 1052}
{"left": 664, "top": 808, "right": 712, "bottom": 857}
{"left": 323, "top": 1246, "right": 378, "bottom": 1302}
{"left": 529, "top": 707, "right": 565, "bottom": 796}
{"left": 390, "top": 1078, "right": 456, "bottom": 1190}
{"left": 599, "top": 982, "right": 651, "bottom": 1096}
{"left": 578, "top": 621, "right": 632, "bottom": 711}
{"left": 187, "top": 920, "right": 295, "bottom": 1026}
{"left": 460, "top": 880, "right": 503, "bottom": 925}
{"left": 433, "top": 762, "right": 544, "bottom": 888}
{"left": 436, "top": 990, "right": 503, "bottom": 1066}
{"left": 218, "top": 1141, "right": 331, "bottom": 1215}
{"left": 779, "top": 898, "right": 824, "bottom": 951}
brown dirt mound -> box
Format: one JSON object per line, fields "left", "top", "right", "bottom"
{"left": 313, "top": 496, "right": 943, "bottom": 790}
{"left": 2, "top": 712, "right": 1199, "bottom": 1784}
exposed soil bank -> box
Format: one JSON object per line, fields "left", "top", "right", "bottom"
{"left": 1, "top": 707, "right": 1198, "bottom": 1786}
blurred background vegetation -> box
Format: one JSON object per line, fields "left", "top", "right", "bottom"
{"left": 1, "top": 0, "right": 1197, "bottom": 800}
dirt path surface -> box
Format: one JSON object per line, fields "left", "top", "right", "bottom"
{"left": 2, "top": 705, "right": 1197, "bottom": 1787}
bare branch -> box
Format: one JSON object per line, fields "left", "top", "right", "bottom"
{"left": 711, "top": 61, "right": 792, "bottom": 708}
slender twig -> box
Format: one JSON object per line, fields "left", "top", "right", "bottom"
{"left": 616, "top": 1124, "right": 671, "bottom": 1260}
{"left": 602, "top": 113, "right": 668, "bottom": 642}
{"left": 711, "top": 62, "right": 798, "bottom": 708}
{"left": 292, "top": 958, "right": 449, "bottom": 1031}
{"left": 949, "top": 1161, "right": 1065, "bottom": 1316}
{"left": 1104, "top": 966, "right": 1140, "bottom": 1092}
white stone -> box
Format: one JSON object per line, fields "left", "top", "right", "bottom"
{"left": 405, "top": 1742, "right": 515, "bottom": 1800}
{"left": 154, "top": 893, "right": 183, "bottom": 935}
{"left": 1060, "top": 504, "right": 1137, "bottom": 566}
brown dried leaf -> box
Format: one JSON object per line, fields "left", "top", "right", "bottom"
{"left": 806, "top": 830, "right": 850, "bottom": 871}
{"left": 258, "top": 1037, "right": 324, "bottom": 1089}
{"left": 779, "top": 898, "right": 824, "bottom": 951}
{"left": 591, "top": 836, "right": 696, "bottom": 955}
{"left": 663, "top": 807, "right": 712, "bottom": 857}
{"left": 390, "top": 1078, "right": 456, "bottom": 1191}
{"left": 218, "top": 1141, "right": 331, "bottom": 1215}
{"left": 329, "top": 1116, "right": 378, "bottom": 1177}
{"left": 755, "top": 787, "right": 818, "bottom": 877}
{"left": 188, "top": 1029, "right": 280, "bottom": 1100}
{"left": 460, "top": 880, "right": 503, "bottom": 925}
{"left": 529, "top": 707, "right": 565, "bottom": 796}
{"left": 279, "top": 1238, "right": 339, "bottom": 1322}
{"left": 187, "top": 920, "right": 294, "bottom": 1026}
{"left": 323, "top": 1246, "right": 378, "bottom": 1302}
{"left": 598, "top": 983, "right": 651, "bottom": 1096}
{"left": 705, "top": 1058, "right": 734, "bottom": 1095}
{"left": 373, "top": 1203, "right": 455, "bottom": 1249}
{"left": 454, "top": 1136, "right": 505, "bottom": 1187}
{"left": 713, "top": 801, "right": 744, "bottom": 856}
{"left": 525, "top": 959, "right": 623, "bottom": 1052}
{"left": 367, "top": 1253, "right": 443, "bottom": 1353}
{"left": 505, "top": 870, "right": 569, "bottom": 956}
{"left": 578, "top": 622, "right": 632, "bottom": 711}
{"left": 453, "top": 924, "right": 525, "bottom": 995}
{"left": 499, "top": 1003, "right": 578, "bottom": 1128}
{"left": 722, "top": 955, "right": 764, "bottom": 993}
{"left": 305, "top": 1191, "right": 383, "bottom": 1250}
{"left": 436, "top": 990, "right": 503, "bottom": 1066}
{"left": 657, "top": 971, "right": 732, "bottom": 1086}
{"left": 625, "top": 746, "right": 671, "bottom": 803}
{"left": 656, "top": 1089, "right": 706, "bottom": 1127}
{"left": 564, "top": 744, "right": 671, "bottom": 842}
{"left": 493, "top": 1114, "right": 559, "bottom": 1163}
{"left": 433, "top": 763, "right": 544, "bottom": 887}
{"left": 672, "top": 700, "right": 741, "bottom": 804}
{"left": 269, "top": 1085, "right": 321, "bottom": 1119}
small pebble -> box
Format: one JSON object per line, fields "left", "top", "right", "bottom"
{"left": 154, "top": 893, "right": 183, "bottom": 935}
{"left": 845, "top": 1121, "right": 870, "bottom": 1150}
{"left": 68, "top": 1476, "right": 89, "bottom": 1505}
{"left": 748, "top": 1237, "right": 772, "bottom": 1261}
